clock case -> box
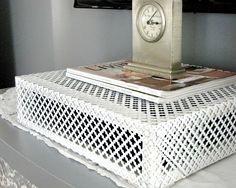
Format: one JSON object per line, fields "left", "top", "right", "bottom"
{"left": 126, "top": 0, "right": 185, "bottom": 80}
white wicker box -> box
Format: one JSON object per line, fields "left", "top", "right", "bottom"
{"left": 16, "top": 70, "right": 236, "bottom": 188}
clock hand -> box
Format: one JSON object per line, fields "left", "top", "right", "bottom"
{"left": 147, "top": 11, "right": 157, "bottom": 25}
{"left": 150, "top": 21, "right": 160, "bottom": 25}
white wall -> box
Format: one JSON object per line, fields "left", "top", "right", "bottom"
{"left": 183, "top": 13, "right": 236, "bottom": 71}
{"left": 51, "top": 0, "right": 132, "bottom": 69}
{"left": 10, "top": 0, "right": 132, "bottom": 75}
{"left": 10, "top": 0, "right": 55, "bottom": 75}
{"left": 10, "top": 0, "right": 236, "bottom": 75}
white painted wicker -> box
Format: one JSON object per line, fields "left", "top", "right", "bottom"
{"left": 16, "top": 70, "right": 236, "bottom": 188}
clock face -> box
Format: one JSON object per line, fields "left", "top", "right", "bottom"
{"left": 137, "top": 2, "right": 166, "bottom": 42}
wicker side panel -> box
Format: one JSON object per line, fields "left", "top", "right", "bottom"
{"left": 153, "top": 100, "right": 236, "bottom": 187}
{"left": 16, "top": 77, "right": 146, "bottom": 187}
{"left": 15, "top": 72, "right": 236, "bottom": 188}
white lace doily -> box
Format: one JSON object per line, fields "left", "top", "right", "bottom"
{"left": 0, "top": 157, "right": 37, "bottom": 188}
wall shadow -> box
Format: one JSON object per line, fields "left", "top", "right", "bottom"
{"left": 0, "top": 0, "right": 15, "bottom": 89}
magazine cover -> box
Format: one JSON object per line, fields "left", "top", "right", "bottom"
{"left": 66, "top": 60, "right": 236, "bottom": 101}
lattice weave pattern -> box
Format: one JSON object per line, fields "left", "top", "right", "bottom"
{"left": 16, "top": 71, "right": 236, "bottom": 188}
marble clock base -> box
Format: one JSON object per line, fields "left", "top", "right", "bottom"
{"left": 15, "top": 70, "right": 236, "bottom": 188}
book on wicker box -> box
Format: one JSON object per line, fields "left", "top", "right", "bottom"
{"left": 66, "top": 60, "right": 236, "bottom": 102}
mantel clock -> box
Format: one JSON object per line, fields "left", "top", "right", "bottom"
{"left": 126, "top": 0, "right": 185, "bottom": 79}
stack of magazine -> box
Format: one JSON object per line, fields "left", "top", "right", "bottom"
{"left": 66, "top": 60, "right": 236, "bottom": 102}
